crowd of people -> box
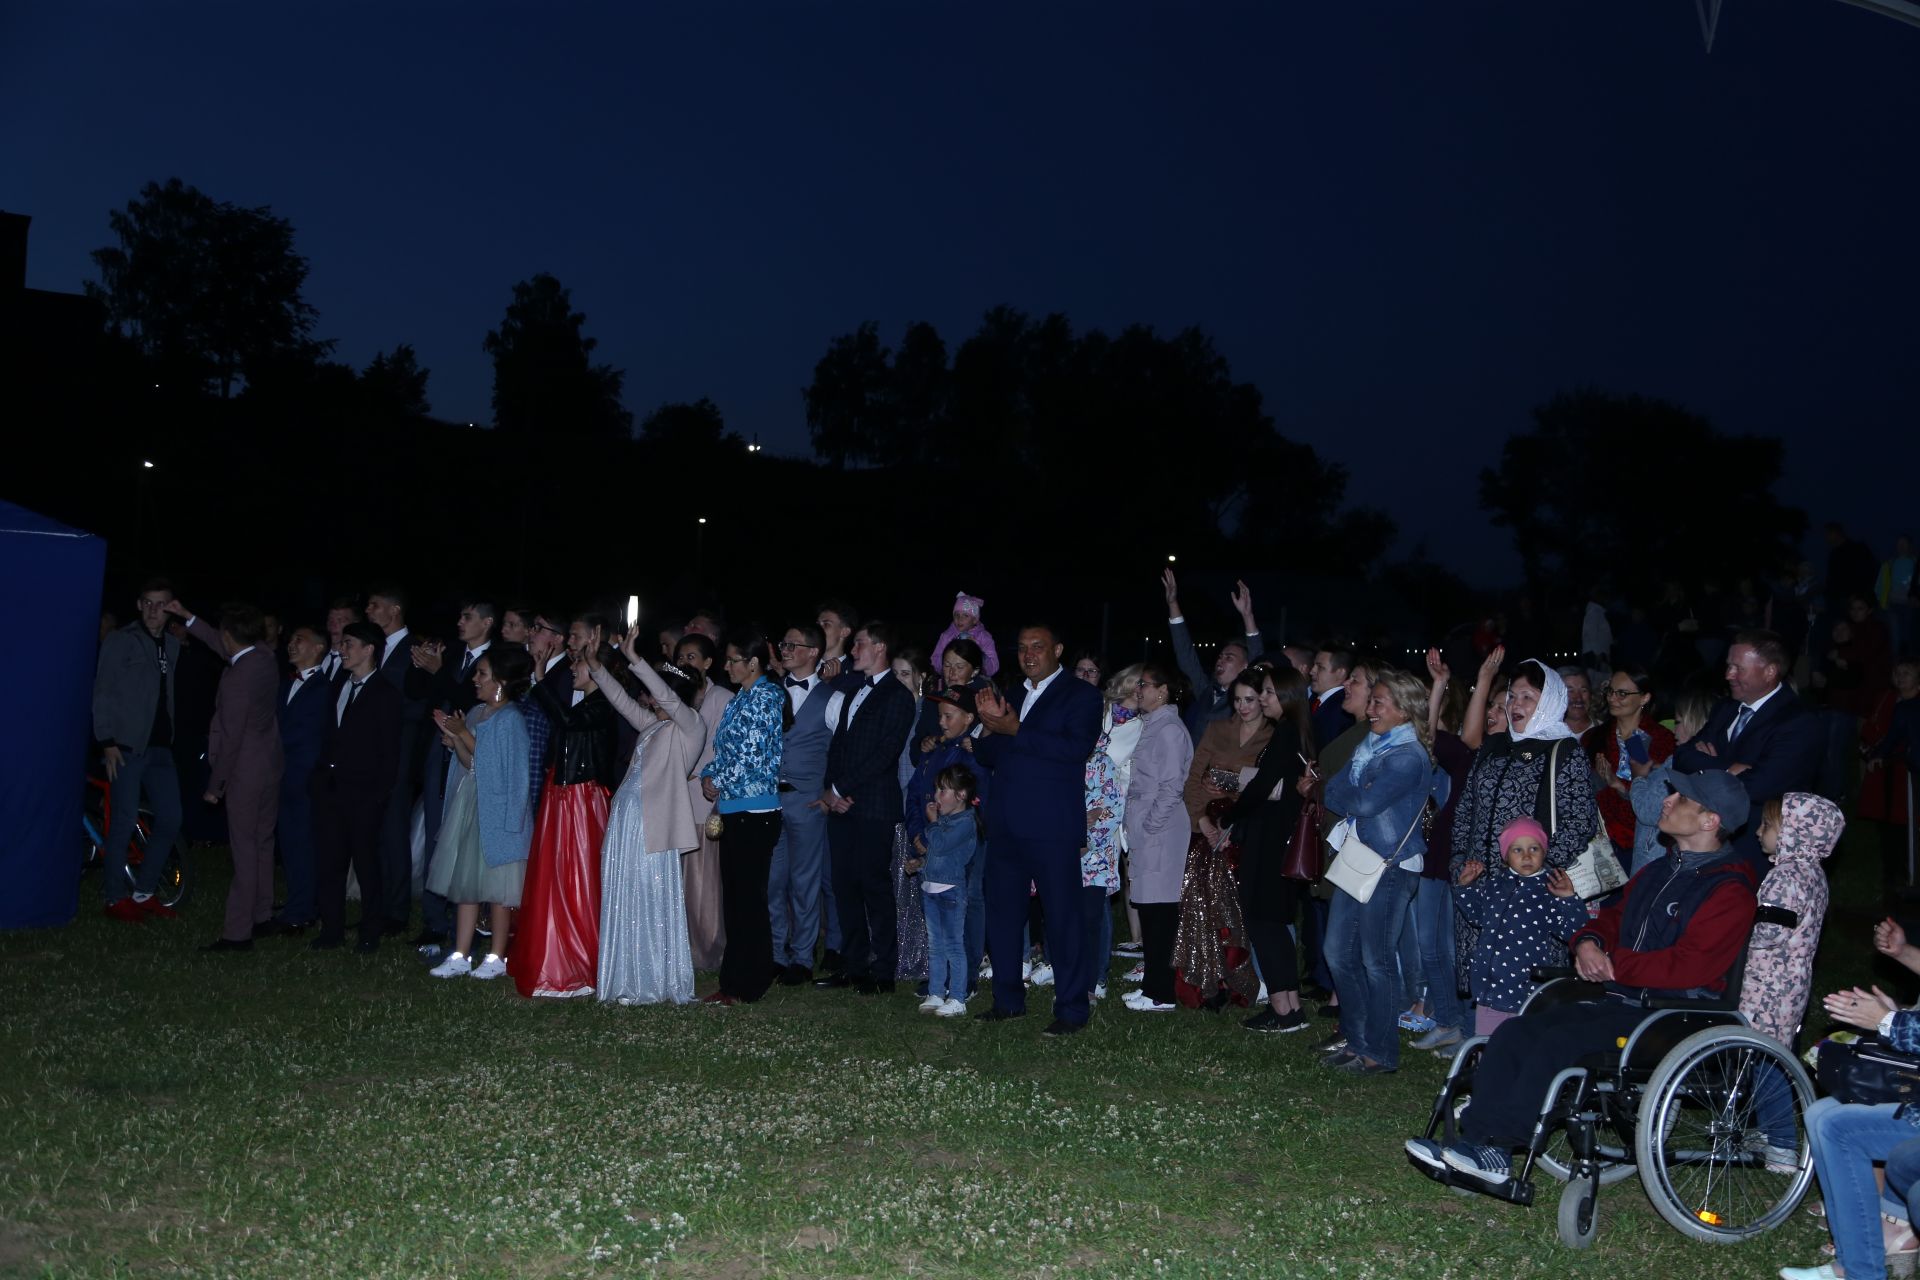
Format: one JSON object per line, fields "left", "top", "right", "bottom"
{"left": 83, "top": 532, "right": 1920, "bottom": 1266}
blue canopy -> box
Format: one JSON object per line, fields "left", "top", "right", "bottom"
{"left": 0, "top": 500, "right": 104, "bottom": 928}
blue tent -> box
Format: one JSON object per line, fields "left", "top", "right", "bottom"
{"left": 0, "top": 501, "right": 104, "bottom": 928}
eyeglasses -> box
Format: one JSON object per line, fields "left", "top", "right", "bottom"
{"left": 1605, "top": 687, "right": 1645, "bottom": 699}
{"left": 722, "top": 655, "right": 750, "bottom": 666}
{"left": 777, "top": 640, "right": 818, "bottom": 651}
{"left": 531, "top": 623, "right": 565, "bottom": 636}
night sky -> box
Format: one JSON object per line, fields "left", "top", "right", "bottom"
{"left": 5, "top": 3, "right": 1916, "bottom": 584}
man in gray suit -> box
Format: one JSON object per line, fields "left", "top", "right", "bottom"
{"left": 92, "top": 577, "right": 186, "bottom": 923}
{"left": 769, "top": 621, "right": 835, "bottom": 983}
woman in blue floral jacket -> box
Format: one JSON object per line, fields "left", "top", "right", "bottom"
{"left": 699, "top": 629, "right": 787, "bottom": 1003}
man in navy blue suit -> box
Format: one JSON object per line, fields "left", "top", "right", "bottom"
{"left": 265, "top": 623, "right": 334, "bottom": 932}
{"left": 1669, "top": 629, "right": 1821, "bottom": 860}
{"left": 974, "top": 623, "right": 1103, "bottom": 1036}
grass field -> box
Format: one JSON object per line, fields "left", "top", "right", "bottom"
{"left": 0, "top": 833, "right": 1901, "bottom": 1279}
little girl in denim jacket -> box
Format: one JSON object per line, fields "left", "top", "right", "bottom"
{"left": 912, "top": 764, "right": 983, "bottom": 1016}
{"left": 1454, "top": 816, "right": 1590, "bottom": 1036}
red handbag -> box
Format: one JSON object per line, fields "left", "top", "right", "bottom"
{"left": 1282, "top": 791, "right": 1324, "bottom": 881}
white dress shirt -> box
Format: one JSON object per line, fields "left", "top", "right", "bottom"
{"left": 1019, "top": 667, "right": 1063, "bottom": 720}
{"left": 287, "top": 665, "right": 324, "bottom": 705}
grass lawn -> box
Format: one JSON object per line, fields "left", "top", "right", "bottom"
{"left": 0, "top": 830, "right": 1901, "bottom": 1279}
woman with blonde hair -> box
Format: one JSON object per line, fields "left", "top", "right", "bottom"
{"left": 1320, "top": 666, "right": 1451, "bottom": 1075}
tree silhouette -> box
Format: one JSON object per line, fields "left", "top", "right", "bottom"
{"left": 803, "top": 321, "right": 893, "bottom": 467}
{"left": 1480, "top": 390, "right": 1805, "bottom": 600}
{"left": 87, "top": 178, "right": 325, "bottom": 399}
{"left": 640, "top": 397, "right": 739, "bottom": 454}
{"left": 361, "top": 344, "right": 432, "bottom": 419}
{"left": 483, "top": 273, "right": 631, "bottom": 438}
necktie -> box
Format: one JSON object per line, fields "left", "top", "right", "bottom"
{"left": 1728, "top": 704, "right": 1755, "bottom": 744}
{"left": 347, "top": 680, "right": 364, "bottom": 711}
{"left": 458, "top": 651, "right": 476, "bottom": 679}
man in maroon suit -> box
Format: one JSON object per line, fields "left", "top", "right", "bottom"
{"left": 169, "top": 600, "right": 286, "bottom": 950}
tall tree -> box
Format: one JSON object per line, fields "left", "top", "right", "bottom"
{"left": 360, "top": 344, "right": 432, "bottom": 419}
{"left": 87, "top": 177, "right": 325, "bottom": 399}
{"left": 640, "top": 397, "right": 738, "bottom": 454}
{"left": 803, "top": 321, "right": 894, "bottom": 467}
{"left": 1480, "top": 390, "right": 1805, "bottom": 600}
{"left": 483, "top": 273, "right": 632, "bottom": 438}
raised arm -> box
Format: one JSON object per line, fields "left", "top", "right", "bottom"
{"left": 1162, "top": 569, "right": 1208, "bottom": 694}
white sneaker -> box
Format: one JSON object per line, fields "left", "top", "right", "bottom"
{"left": 1030, "top": 963, "right": 1055, "bottom": 987}
{"left": 1021, "top": 958, "right": 1034, "bottom": 981}
{"left": 919, "top": 994, "right": 945, "bottom": 1013}
{"left": 1123, "top": 963, "right": 1145, "bottom": 983}
{"left": 471, "top": 953, "right": 507, "bottom": 981}
{"left": 935, "top": 996, "right": 968, "bottom": 1017}
{"left": 430, "top": 951, "right": 472, "bottom": 979}
{"left": 1094, "top": 983, "right": 1108, "bottom": 1000}
{"left": 1122, "top": 989, "right": 1160, "bottom": 1008}
{"left": 1127, "top": 994, "right": 1176, "bottom": 1012}
{"left": 979, "top": 961, "right": 994, "bottom": 980}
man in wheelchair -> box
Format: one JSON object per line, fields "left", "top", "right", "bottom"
{"left": 1408, "top": 770, "right": 1757, "bottom": 1188}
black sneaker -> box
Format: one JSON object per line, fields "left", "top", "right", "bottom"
{"left": 1272, "top": 1009, "right": 1308, "bottom": 1033}
{"left": 1242, "top": 1007, "right": 1284, "bottom": 1032}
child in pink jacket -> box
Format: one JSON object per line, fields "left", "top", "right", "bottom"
{"left": 933, "top": 592, "right": 1000, "bottom": 680}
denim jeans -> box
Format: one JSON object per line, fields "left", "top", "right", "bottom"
{"left": 1804, "top": 1098, "right": 1919, "bottom": 1280}
{"left": 100, "top": 746, "right": 183, "bottom": 904}
{"left": 1326, "top": 865, "right": 1417, "bottom": 1069}
{"left": 1396, "top": 896, "right": 1421, "bottom": 1011}
{"left": 768, "top": 790, "right": 830, "bottom": 969}
{"left": 1409, "top": 876, "right": 1466, "bottom": 1029}
{"left": 923, "top": 885, "right": 967, "bottom": 1000}
{"left": 1081, "top": 885, "right": 1113, "bottom": 996}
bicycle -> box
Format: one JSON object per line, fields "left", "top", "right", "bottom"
{"left": 80, "top": 770, "right": 191, "bottom": 908}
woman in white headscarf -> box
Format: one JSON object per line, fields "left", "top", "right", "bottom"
{"left": 1446, "top": 659, "right": 1598, "bottom": 1002}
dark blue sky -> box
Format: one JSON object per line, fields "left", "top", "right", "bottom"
{"left": 5, "top": 3, "right": 1916, "bottom": 583}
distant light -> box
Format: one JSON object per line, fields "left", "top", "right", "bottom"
{"left": 697, "top": 517, "right": 708, "bottom": 525}
{"left": 141, "top": 460, "right": 154, "bottom": 469}
{"left": 746, "top": 439, "right": 762, "bottom": 454}
{"left": 152, "top": 383, "right": 160, "bottom": 390}
{"left": 1167, "top": 554, "right": 1177, "bottom": 563}
{"left": 467, "top": 422, "right": 474, "bottom": 428}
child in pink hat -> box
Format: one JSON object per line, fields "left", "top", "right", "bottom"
{"left": 1452, "top": 815, "right": 1589, "bottom": 1036}
{"left": 933, "top": 591, "right": 999, "bottom": 681}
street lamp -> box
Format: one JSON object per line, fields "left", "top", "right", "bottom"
{"left": 746, "top": 436, "right": 762, "bottom": 454}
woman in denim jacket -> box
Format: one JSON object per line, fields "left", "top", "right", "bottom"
{"left": 1321, "top": 668, "right": 1451, "bottom": 1076}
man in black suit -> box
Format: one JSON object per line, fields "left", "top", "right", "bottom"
{"left": 974, "top": 624, "right": 1104, "bottom": 1036}
{"left": 817, "top": 622, "right": 916, "bottom": 993}
{"left": 1308, "top": 643, "right": 1357, "bottom": 747}
{"left": 411, "top": 599, "right": 497, "bottom": 948}
{"left": 311, "top": 621, "right": 403, "bottom": 952}
{"left": 1670, "top": 628, "right": 1821, "bottom": 861}
{"left": 268, "top": 623, "right": 333, "bottom": 932}
{"left": 367, "top": 585, "right": 428, "bottom": 934}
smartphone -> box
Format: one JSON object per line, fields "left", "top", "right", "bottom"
{"left": 1624, "top": 735, "right": 1651, "bottom": 765}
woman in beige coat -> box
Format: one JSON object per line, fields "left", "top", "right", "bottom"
{"left": 589, "top": 636, "right": 708, "bottom": 1005}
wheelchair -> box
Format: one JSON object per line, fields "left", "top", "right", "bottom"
{"left": 1409, "top": 906, "right": 1816, "bottom": 1249}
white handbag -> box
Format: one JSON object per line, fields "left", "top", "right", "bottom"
{"left": 1323, "top": 811, "right": 1421, "bottom": 905}
{"left": 1542, "top": 740, "right": 1629, "bottom": 899}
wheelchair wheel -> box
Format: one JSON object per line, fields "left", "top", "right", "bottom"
{"left": 1557, "top": 1177, "right": 1599, "bottom": 1249}
{"left": 1537, "top": 1129, "right": 1637, "bottom": 1188}
{"left": 1634, "top": 1025, "right": 1815, "bottom": 1243}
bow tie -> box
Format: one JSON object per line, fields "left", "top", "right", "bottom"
{"left": 785, "top": 676, "right": 810, "bottom": 689}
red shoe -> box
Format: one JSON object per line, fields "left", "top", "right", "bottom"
{"left": 136, "top": 898, "right": 179, "bottom": 919}
{"left": 104, "top": 898, "right": 146, "bottom": 924}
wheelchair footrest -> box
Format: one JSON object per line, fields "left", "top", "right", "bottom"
{"left": 1411, "top": 1154, "right": 1536, "bottom": 1207}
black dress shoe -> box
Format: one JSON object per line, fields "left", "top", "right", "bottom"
{"left": 821, "top": 949, "right": 842, "bottom": 971}
{"left": 776, "top": 964, "right": 807, "bottom": 986}
{"left": 813, "top": 973, "right": 852, "bottom": 989}
{"left": 201, "top": 938, "right": 252, "bottom": 953}
{"left": 852, "top": 977, "right": 879, "bottom": 995}
{"left": 875, "top": 980, "right": 896, "bottom": 993}
{"left": 1042, "top": 1019, "right": 1085, "bottom": 1037}
{"left": 975, "top": 1007, "right": 1025, "bottom": 1022}
{"left": 309, "top": 936, "right": 344, "bottom": 951}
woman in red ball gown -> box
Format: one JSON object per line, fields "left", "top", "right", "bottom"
{"left": 511, "top": 649, "right": 620, "bottom": 998}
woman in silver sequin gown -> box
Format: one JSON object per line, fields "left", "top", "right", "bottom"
{"left": 590, "top": 641, "right": 708, "bottom": 1006}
